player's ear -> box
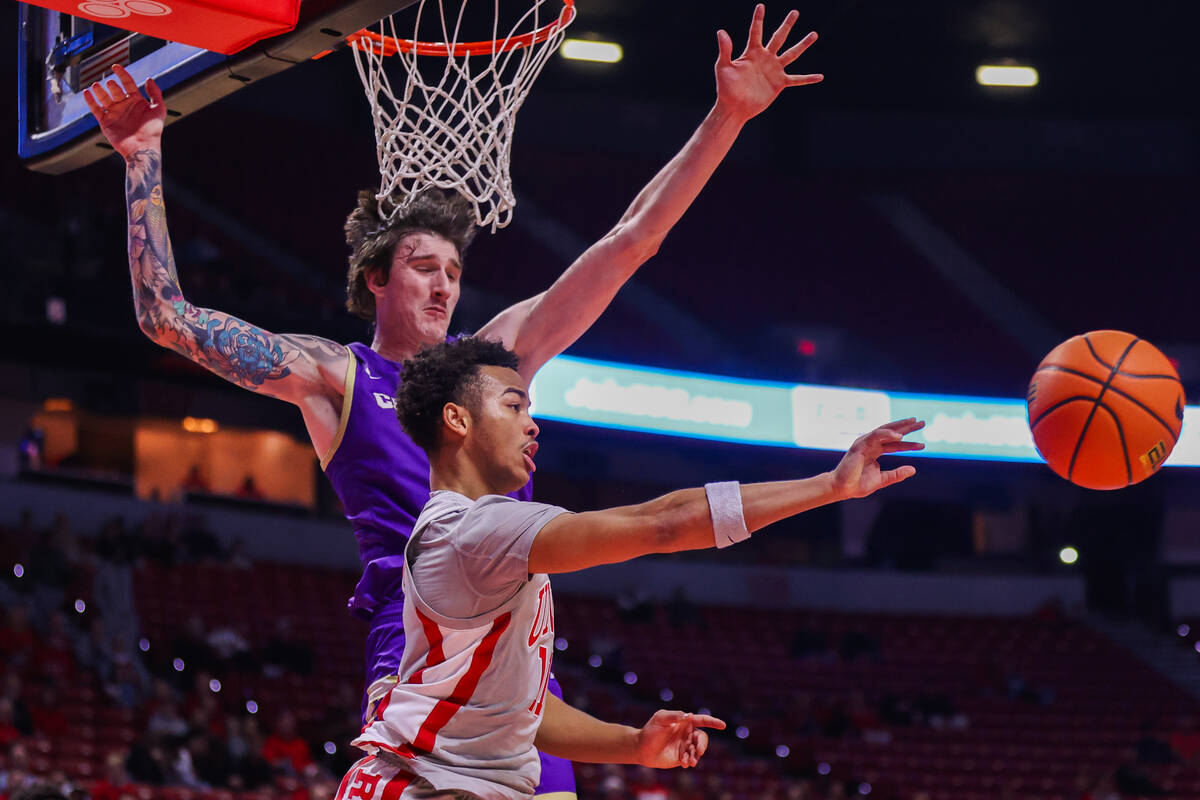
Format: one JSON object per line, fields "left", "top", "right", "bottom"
{"left": 442, "top": 402, "right": 470, "bottom": 441}
{"left": 365, "top": 262, "right": 390, "bottom": 297}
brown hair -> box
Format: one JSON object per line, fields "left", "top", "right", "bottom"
{"left": 344, "top": 189, "right": 478, "bottom": 321}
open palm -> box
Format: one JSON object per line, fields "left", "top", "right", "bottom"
{"left": 715, "top": 4, "right": 823, "bottom": 122}
{"left": 830, "top": 418, "right": 926, "bottom": 499}
{"left": 83, "top": 64, "right": 166, "bottom": 159}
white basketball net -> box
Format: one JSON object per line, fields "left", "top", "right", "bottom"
{"left": 350, "top": 0, "right": 575, "bottom": 231}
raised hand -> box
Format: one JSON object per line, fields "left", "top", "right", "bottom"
{"left": 830, "top": 418, "right": 926, "bottom": 500}
{"left": 83, "top": 64, "right": 166, "bottom": 159}
{"left": 715, "top": 4, "right": 823, "bottom": 122}
{"left": 636, "top": 710, "right": 726, "bottom": 769}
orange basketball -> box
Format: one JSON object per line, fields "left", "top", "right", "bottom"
{"left": 1027, "top": 330, "right": 1185, "bottom": 490}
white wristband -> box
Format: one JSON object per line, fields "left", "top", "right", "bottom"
{"left": 705, "top": 481, "right": 749, "bottom": 549}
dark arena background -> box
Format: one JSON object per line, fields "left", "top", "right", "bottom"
{"left": 4, "top": 1, "right": 1200, "bottom": 799}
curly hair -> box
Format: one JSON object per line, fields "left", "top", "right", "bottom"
{"left": 344, "top": 189, "right": 478, "bottom": 322}
{"left": 395, "top": 336, "right": 521, "bottom": 453}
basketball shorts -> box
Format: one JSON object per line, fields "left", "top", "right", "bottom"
{"left": 336, "top": 755, "right": 477, "bottom": 800}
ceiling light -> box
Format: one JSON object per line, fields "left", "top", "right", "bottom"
{"left": 976, "top": 65, "right": 1038, "bottom": 87}
{"left": 561, "top": 39, "right": 623, "bottom": 64}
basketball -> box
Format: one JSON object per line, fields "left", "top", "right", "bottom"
{"left": 1027, "top": 330, "right": 1185, "bottom": 490}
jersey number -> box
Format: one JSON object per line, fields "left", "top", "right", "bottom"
{"left": 528, "top": 645, "right": 550, "bottom": 716}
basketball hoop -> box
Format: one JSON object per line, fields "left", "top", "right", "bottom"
{"left": 348, "top": 0, "right": 575, "bottom": 231}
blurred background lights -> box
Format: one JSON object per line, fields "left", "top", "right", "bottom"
{"left": 818, "top": 763, "right": 831, "bottom": 776}
{"left": 659, "top": 688, "right": 673, "bottom": 702}
{"left": 172, "top": 658, "right": 185, "bottom": 671}
{"left": 323, "top": 741, "right": 336, "bottom": 755}
{"left": 735, "top": 726, "right": 749, "bottom": 739}
{"left": 12, "top": 563, "right": 23, "bottom": 578}
{"left": 623, "top": 671, "right": 637, "bottom": 685}
{"left": 1179, "top": 624, "right": 1191, "bottom": 637}
{"left": 245, "top": 701, "right": 259, "bottom": 714}
{"left": 775, "top": 745, "right": 790, "bottom": 758}
{"left": 859, "top": 783, "right": 872, "bottom": 795}
{"left": 1059, "top": 546, "right": 1079, "bottom": 565}
{"left": 138, "top": 638, "right": 150, "bottom": 652}
{"left": 976, "top": 64, "right": 1038, "bottom": 87}
{"left": 209, "top": 679, "right": 221, "bottom": 693}
{"left": 560, "top": 39, "right": 623, "bottom": 64}
{"left": 587, "top": 654, "right": 602, "bottom": 668}
{"left": 73, "top": 599, "right": 86, "bottom": 613}
{"left": 554, "top": 637, "right": 568, "bottom": 651}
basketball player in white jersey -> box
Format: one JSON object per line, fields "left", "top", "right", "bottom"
{"left": 336, "top": 337, "right": 924, "bottom": 800}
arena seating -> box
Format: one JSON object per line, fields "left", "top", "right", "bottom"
{"left": 5, "top": 554, "right": 1200, "bottom": 800}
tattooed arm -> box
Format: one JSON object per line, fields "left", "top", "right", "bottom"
{"left": 125, "top": 149, "right": 346, "bottom": 397}
{"left": 87, "top": 66, "right": 348, "bottom": 453}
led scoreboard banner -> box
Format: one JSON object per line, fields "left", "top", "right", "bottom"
{"left": 530, "top": 356, "right": 1200, "bottom": 468}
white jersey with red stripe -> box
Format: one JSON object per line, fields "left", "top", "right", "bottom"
{"left": 352, "top": 491, "right": 568, "bottom": 800}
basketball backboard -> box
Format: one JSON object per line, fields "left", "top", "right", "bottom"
{"left": 17, "top": 0, "right": 419, "bottom": 173}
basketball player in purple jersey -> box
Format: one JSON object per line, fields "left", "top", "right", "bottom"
{"left": 85, "top": 6, "right": 823, "bottom": 796}
{"left": 329, "top": 336, "right": 921, "bottom": 800}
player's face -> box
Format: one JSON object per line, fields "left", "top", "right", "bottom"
{"left": 376, "top": 232, "right": 462, "bottom": 348}
{"left": 465, "top": 366, "right": 539, "bottom": 494}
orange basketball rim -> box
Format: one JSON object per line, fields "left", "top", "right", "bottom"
{"left": 347, "top": 0, "right": 575, "bottom": 57}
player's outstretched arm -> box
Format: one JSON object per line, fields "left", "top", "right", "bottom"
{"left": 528, "top": 419, "right": 924, "bottom": 575}
{"left": 535, "top": 692, "right": 725, "bottom": 769}
{"left": 478, "top": 4, "right": 822, "bottom": 381}
{"left": 84, "top": 66, "right": 348, "bottom": 412}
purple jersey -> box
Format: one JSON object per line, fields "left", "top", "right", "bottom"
{"left": 323, "top": 342, "right": 532, "bottom": 620}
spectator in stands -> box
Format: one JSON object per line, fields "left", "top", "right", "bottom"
{"left": 180, "top": 514, "right": 223, "bottom": 562}
{"left": 0, "top": 742, "right": 35, "bottom": 798}
{"left": 206, "top": 623, "right": 255, "bottom": 673}
{"left": 260, "top": 618, "right": 314, "bottom": 681}
{"left": 102, "top": 638, "right": 151, "bottom": 709}
{"left": 0, "top": 700, "right": 20, "bottom": 749}
{"left": 74, "top": 618, "right": 114, "bottom": 680}
{"left": 310, "top": 684, "right": 360, "bottom": 777}
{"left": 184, "top": 730, "right": 232, "bottom": 788}
{"left": 1170, "top": 714, "right": 1200, "bottom": 763}
{"left": 169, "top": 616, "right": 216, "bottom": 677}
{"left": 28, "top": 685, "right": 68, "bottom": 740}
{"left": 7, "top": 781, "right": 72, "bottom": 800}
{"left": 183, "top": 680, "right": 224, "bottom": 739}
{"left": 146, "top": 699, "right": 188, "bottom": 741}
{"left": 847, "top": 691, "right": 889, "bottom": 743}
{"left": 32, "top": 612, "right": 78, "bottom": 681}
{"left": 629, "top": 765, "right": 670, "bottom": 800}
{"left": 24, "top": 516, "right": 76, "bottom": 615}
{"left": 261, "top": 711, "right": 311, "bottom": 775}
{"left": 181, "top": 465, "right": 210, "bottom": 495}
{"left": 124, "top": 733, "right": 170, "bottom": 785}
{"left": 16, "top": 428, "right": 44, "bottom": 472}
{"left": 89, "top": 752, "right": 136, "bottom": 800}
{"left": 597, "top": 764, "right": 625, "bottom": 797}
{"left": 91, "top": 523, "right": 140, "bottom": 646}
{"left": 261, "top": 619, "right": 313, "bottom": 677}
{"left": 0, "top": 608, "right": 35, "bottom": 672}
{"left": 306, "top": 769, "right": 339, "bottom": 800}
{"left": 226, "top": 714, "right": 272, "bottom": 789}
{"left": 234, "top": 476, "right": 265, "bottom": 501}
{"left": 0, "top": 677, "right": 31, "bottom": 738}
